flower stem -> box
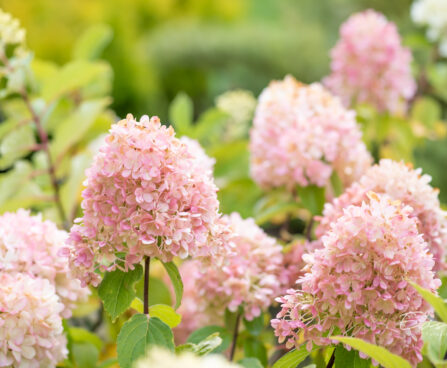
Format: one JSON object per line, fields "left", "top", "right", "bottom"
{"left": 20, "top": 89, "right": 69, "bottom": 230}
{"left": 229, "top": 310, "right": 242, "bottom": 361}
{"left": 306, "top": 217, "right": 314, "bottom": 242}
{"left": 143, "top": 256, "right": 151, "bottom": 315}
{"left": 326, "top": 350, "right": 335, "bottom": 368}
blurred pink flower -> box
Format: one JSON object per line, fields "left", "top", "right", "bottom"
{"left": 324, "top": 9, "right": 416, "bottom": 114}
{"left": 181, "top": 213, "right": 283, "bottom": 322}
{"left": 64, "top": 114, "right": 225, "bottom": 286}
{"left": 0, "top": 272, "right": 67, "bottom": 368}
{"left": 250, "top": 76, "right": 371, "bottom": 194}
{"left": 317, "top": 159, "right": 447, "bottom": 271}
{"left": 272, "top": 192, "right": 440, "bottom": 366}
{"left": 0, "top": 209, "right": 88, "bottom": 318}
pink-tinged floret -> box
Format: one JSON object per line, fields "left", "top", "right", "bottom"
{"left": 179, "top": 213, "right": 283, "bottom": 322}
{"left": 64, "top": 114, "right": 225, "bottom": 286}
{"left": 317, "top": 159, "right": 447, "bottom": 272}
{"left": 250, "top": 76, "right": 371, "bottom": 194}
{"left": 0, "top": 209, "right": 88, "bottom": 318}
{"left": 0, "top": 273, "right": 67, "bottom": 368}
{"left": 272, "top": 192, "right": 440, "bottom": 366}
{"left": 324, "top": 10, "right": 416, "bottom": 114}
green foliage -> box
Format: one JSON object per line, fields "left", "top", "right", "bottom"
{"left": 332, "top": 337, "right": 411, "bottom": 368}
{"left": 161, "top": 261, "right": 183, "bottom": 310}
{"left": 117, "top": 314, "right": 174, "bottom": 368}
{"left": 73, "top": 24, "right": 114, "bottom": 61}
{"left": 422, "top": 321, "right": 447, "bottom": 367}
{"left": 272, "top": 344, "right": 315, "bottom": 368}
{"left": 334, "top": 345, "right": 370, "bottom": 368}
{"left": 176, "top": 333, "right": 223, "bottom": 356}
{"left": 238, "top": 357, "right": 264, "bottom": 368}
{"left": 243, "top": 313, "right": 264, "bottom": 336}
{"left": 187, "top": 326, "right": 232, "bottom": 354}
{"left": 298, "top": 185, "right": 326, "bottom": 216}
{"left": 98, "top": 265, "right": 143, "bottom": 321}
{"left": 410, "top": 281, "right": 447, "bottom": 323}
{"left": 148, "top": 304, "right": 182, "bottom": 328}
{"left": 135, "top": 276, "right": 172, "bottom": 307}
{"left": 243, "top": 337, "right": 268, "bottom": 366}
{"left": 169, "top": 92, "right": 194, "bottom": 136}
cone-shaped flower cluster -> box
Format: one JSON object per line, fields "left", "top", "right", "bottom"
{"left": 0, "top": 273, "right": 68, "bottom": 368}
{"left": 412, "top": 0, "right": 447, "bottom": 57}
{"left": 65, "top": 114, "right": 225, "bottom": 286}
{"left": 193, "top": 212, "right": 283, "bottom": 320}
{"left": 0, "top": 209, "right": 88, "bottom": 318}
{"left": 317, "top": 159, "right": 447, "bottom": 271}
{"left": 179, "top": 136, "right": 215, "bottom": 175}
{"left": 272, "top": 192, "right": 440, "bottom": 366}
{"left": 135, "top": 348, "right": 241, "bottom": 368}
{"left": 171, "top": 213, "right": 283, "bottom": 343}
{"left": 250, "top": 75, "right": 371, "bottom": 193}
{"left": 324, "top": 10, "right": 416, "bottom": 114}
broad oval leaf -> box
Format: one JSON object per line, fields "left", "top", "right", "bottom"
{"left": 334, "top": 344, "right": 370, "bottom": 368}
{"left": 169, "top": 92, "right": 193, "bottom": 136}
{"left": 161, "top": 261, "right": 183, "bottom": 310}
{"left": 117, "top": 314, "right": 174, "bottom": 368}
{"left": 332, "top": 336, "right": 411, "bottom": 368}
{"left": 243, "top": 313, "right": 264, "bottom": 336}
{"left": 243, "top": 337, "right": 267, "bottom": 366}
{"left": 272, "top": 344, "right": 315, "bottom": 368}
{"left": 68, "top": 327, "right": 103, "bottom": 352}
{"left": 98, "top": 265, "right": 143, "bottom": 321}
{"left": 410, "top": 281, "right": 447, "bottom": 323}
{"left": 298, "top": 184, "right": 325, "bottom": 216}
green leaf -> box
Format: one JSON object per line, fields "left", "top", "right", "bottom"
{"left": 176, "top": 333, "right": 223, "bottom": 356}
{"left": 117, "top": 314, "right": 174, "bottom": 368}
{"left": 410, "top": 281, "right": 447, "bottom": 323}
{"left": 243, "top": 337, "right": 267, "bottom": 366}
{"left": 330, "top": 171, "right": 343, "bottom": 198}
{"left": 149, "top": 304, "right": 181, "bottom": 328}
{"left": 238, "top": 357, "right": 263, "bottom": 368}
{"left": 411, "top": 97, "right": 441, "bottom": 129}
{"left": 187, "top": 326, "right": 231, "bottom": 354}
{"left": 243, "top": 313, "right": 264, "bottom": 336}
{"left": 68, "top": 327, "right": 103, "bottom": 352}
{"left": 72, "top": 343, "right": 98, "bottom": 368}
{"left": 169, "top": 92, "right": 193, "bottom": 136}
{"left": 298, "top": 184, "right": 325, "bottom": 216}
{"left": 42, "top": 60, "right": 110, "bottom": 101}
{"left": 0, "top": 124, "right": 35, "bottom": 169}
{"left": 192, "top": 108, "right": 229, "bottom": 144}
{"left": 161, "top": 261, "right": 183, "bottom": 310}
{"left": 98, "top": 265, "right": 143, "bottom": 321}
{"left": 427, "top": 63, "right": 447, "bottom": 102}
{"left": 422, "top": 321, "right": 447, "bottom": 367}
{"left": 0, "top": 160, "right": 32, "bottom": 207}
{"left": 50, "top": 98, "right": 110, "bottom": 159}
{"left": 97, "top": 358, "right": 118, "bottom": 368}
{"left": 73, "top": 24, "right": 113, "bottom": 61}
{"left": 332, "top": 336, "right": 411, "bottom": 368}
{"left": 272, "top": 344, "right": 315, "bottom": 368}
{"left": 334, "top": 344, "right": 370, "bottom": 368}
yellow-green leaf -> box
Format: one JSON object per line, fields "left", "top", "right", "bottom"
{"left": 410, "top": 281, "right": 447, "bottom": 323}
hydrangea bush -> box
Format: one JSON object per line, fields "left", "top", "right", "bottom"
{"left": 1, "top": 4, "right": 447, "bottom": 368}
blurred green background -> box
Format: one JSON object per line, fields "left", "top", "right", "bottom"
{"left": 0, "top": 0, "right": 414, "bottom": 120}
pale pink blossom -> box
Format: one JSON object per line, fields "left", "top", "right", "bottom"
{"left": 193, "top": 213, "right": 284, "bottom": 320}
{"left": 324, "top": 10, "right": 416, "bottom": 114}
{"left": 64, "top": 114, "right": 224, "bottom": 286}
{"left": 0, "top": 209, "right": 88, "bottom": 318}
{"left": 250, "top": 76, "right": 371, "bottom": 194}
{"left": 0, "top": 273, "right": 67, "bottom": 368}
{"left": 272, "top": 192, "right": 440, "bottom": 366}
{"left": 317, "top": 159, "right": 447, "bottom": 271}
{"left": 179, "top": 136, "right": 215, "bottom": 175}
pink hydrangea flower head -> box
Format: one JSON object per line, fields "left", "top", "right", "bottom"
{"left": 250, "top": 76, "right": 371, "bottom": 193}
{"left": 324, "top": 9, "right": 416, "bottom": 114}
{"left": 279, "top": 239, "right": 318, "bottom": 292}
{"left": 272, "top": 192, "right": 440, "bottom": 366}
{"left": 0, "top": 209, "right": 89, "bottom": 318}
{"left": 172, "top": 260, "right": 221, "bottom": 344}
{"left": 195, "top": 213, "right": 284, "bottom": 320}
{"left": 317, "top": 159, "right": 447, "bottom": 271}
{"left": 65, "top": 114, "right": 224, "bottom": 286}
{"left": 0, "top": 272, "right": 67, "bottom": 368}
{"left": 179, "top": 136, "right": 215, "bottom": 175}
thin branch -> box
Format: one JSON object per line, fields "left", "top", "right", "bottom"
{"left": 20, "top": 89, "right": 69, "bottom": 230}
{"left": 326, "top": 350, "right": 335, "bottom": 368}
{"left": 229, "top": 311, "right": 242, "bottom": 361}
{"left": 144, "top": 256, "right": 151, "bottom": 315}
